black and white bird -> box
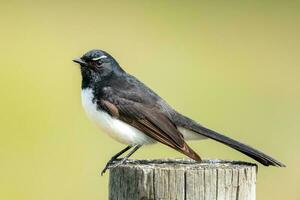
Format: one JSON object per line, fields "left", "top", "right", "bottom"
{"left": 73, "top": 49, "right": 285, "bottom": 175}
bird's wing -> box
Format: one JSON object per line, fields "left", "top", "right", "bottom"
{"left": 101, "top": 99, "right": 201, "bottom": 161}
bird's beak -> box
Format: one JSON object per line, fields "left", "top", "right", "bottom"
{"left": 73, "top": 58, "right": 87, "bottom": 66}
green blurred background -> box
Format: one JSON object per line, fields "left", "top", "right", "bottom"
{"left": 0, "top": 1, "right": 299, "bottom": 199}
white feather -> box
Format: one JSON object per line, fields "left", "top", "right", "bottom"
{"left": 177, "top": 127, "right": 207, "bottom": 140}
{"left": 92, "top": 55, "right": 107, "bottom": 61}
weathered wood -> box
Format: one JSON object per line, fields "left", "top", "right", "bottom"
{"left": 109, "top": 159, "right": 257, "bottom": 200}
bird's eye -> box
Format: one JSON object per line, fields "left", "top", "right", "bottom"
{"left": 91, "top": 60, "right": 102, "bottom": 68}
{"left": 91, "top": 55, "right": 107, "bottom": 67}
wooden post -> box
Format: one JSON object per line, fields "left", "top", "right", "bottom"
{"left": 109, "top": 159, "right": 257, "bottom": 200}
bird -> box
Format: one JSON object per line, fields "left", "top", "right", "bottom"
{"left": 73, "top": 49, "right": 285, "bottom": 175}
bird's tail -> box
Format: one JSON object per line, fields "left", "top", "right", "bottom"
{"left": 183, "top": 119, "right": 285, "bottom": 167}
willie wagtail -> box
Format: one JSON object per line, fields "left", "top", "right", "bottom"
{"left": 73, "top": 49, "right": 285, "bottom": 175}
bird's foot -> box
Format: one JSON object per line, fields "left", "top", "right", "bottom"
{"left": 101, "top": 158, "right": 119, "bottom": 176}
{"left": 101, "top": 158, "right": 128, "bottom": 176}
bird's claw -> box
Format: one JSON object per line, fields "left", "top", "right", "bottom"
{"left": 100, "top": 165, "right": 109, "bottom": 176}
{"left": 101, "top": 159, "right": 117, "bottom": 176}
{"left": 100, "top": 158, "right": 127, "bottom": 176}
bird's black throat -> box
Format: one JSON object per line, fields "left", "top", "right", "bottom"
{"left": 80, "top": 63, "right": 125, "bottom": 90}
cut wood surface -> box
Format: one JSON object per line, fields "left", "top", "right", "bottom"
{"left": 109, "top": 159, "right": 257, "bottom": 200}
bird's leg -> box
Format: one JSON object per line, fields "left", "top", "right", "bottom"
{"left": 107, "top": 145, "right": 142, "bottom": 170}
{"left": 101, "top": 145, "right": 132, "bottom": 176}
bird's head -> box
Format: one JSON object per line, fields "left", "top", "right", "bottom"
{"left": 73, "top": 49, "right": 124, "bottom": 87}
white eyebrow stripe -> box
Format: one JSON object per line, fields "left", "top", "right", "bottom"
{"left": 92, "top": 55, "right": 107, "bottom": 61}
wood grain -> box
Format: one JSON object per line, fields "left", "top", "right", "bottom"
{"left": 109, "top": 159, "right": 257, "bottom": 200}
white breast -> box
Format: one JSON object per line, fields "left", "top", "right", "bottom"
{"left": 81, "top": 88, "right": 155, "bottom": 145}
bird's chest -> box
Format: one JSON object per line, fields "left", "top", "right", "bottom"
{"left": 81, "top": 88, "right": 154, "bottom": 145}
